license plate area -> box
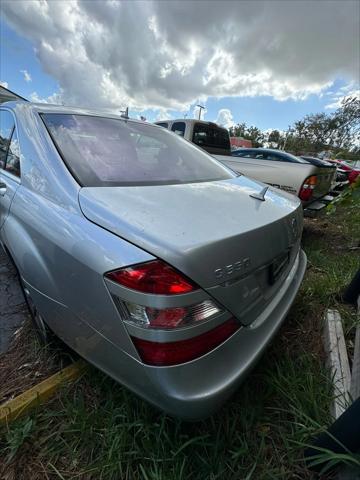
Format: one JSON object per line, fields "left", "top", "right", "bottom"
{"left": 269, "top": 252, "right": 290, "bottom": 285}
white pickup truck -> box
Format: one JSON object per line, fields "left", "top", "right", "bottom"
{"left": 155, "top": 119, "right": 335, "bottom": 212}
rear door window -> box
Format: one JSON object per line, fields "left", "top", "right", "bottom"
{"left": 41, "top": 113, "right": 233, "bottom": 187}
{"left": 232, "top": 150, "right": 252, "bottom": 158}
{"left": 171, "top": 122, "right": 186, "bottom": 137}
{"left": 0, "top": 110, "right": 14, "bottom": 169}
{"left": 5, "top": 129, "right": 21, "bottom": 177}
{"left": 241, "top": 151, "right": 259, "bottom": 158}
{"left": 263, "top": 152, "right": 288, "bottom": 162}
{"left": 156, "top": 122, "right": 169, "bottom": 129}
{"left": 192, "top": 123, "right": 230, "bottom": 151}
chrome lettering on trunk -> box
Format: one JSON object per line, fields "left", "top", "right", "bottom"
{"left": 215, "top": 258, "right": 251, "bottom": 280}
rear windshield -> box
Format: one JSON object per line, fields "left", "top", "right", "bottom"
{"left": 41, "top": 114, "right": 233, "bottom": 187}
{"left": 192, "top": 123, "right": 231, "bottom": 151}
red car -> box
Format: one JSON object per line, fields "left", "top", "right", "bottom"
{"left": 327, "top": 159, "right": 360, "bottom": 185}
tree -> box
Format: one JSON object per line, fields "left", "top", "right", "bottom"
{"left": 227, "top": 95, "right": 359, "bottom": 157}
{"left": 287, "top": 95, "right": 360, "bottom": 153}
{"left": 229, "top": 122, "right": 247, "bottom": 138}
{"left": 330, "top": 96, "right": 360, "bottom": 150}
{"left": 267, "top": 129, "right": 282, "bottom": 149}
{"left": 246, "top": 126, "right": 264, "bottom": 147}
{"left": 229, "top": 123, "right": 265, "bottom": 147}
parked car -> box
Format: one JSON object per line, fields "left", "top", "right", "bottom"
{"left": 300, "top": 155, "right": 335, "bottom": 169}
{"left": 227, "top": 149, "right": 336, "bottom": 211}
{"left": 328, "top": 159, "right": 360, "bottom": 185}
{"left": 0, "top": 102, "right": 307, "bottom": 419}
{"left": 155, "top": 120, "right": 336, "bottom": 213}
{"left": 155, "top": 118, "right": 232, "bottom": 156}
{"left": 300, "top": 155, "right": 348, "bottom": 192}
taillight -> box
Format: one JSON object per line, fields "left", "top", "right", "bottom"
{"left": 106, "top": 259, "right": 237, "bottom": 366}
{"left": 124, "top": 299, "right": 222, "bottom": 329}
{"left": 106, "top": 260, "right": 197, "bottom": 295}
{"left": 131, "top": 317, "right": 240, "bottom": 366}
{"left": 299, "top": 175, "right": 317, "bottom": 201}
{"left": 349, "top": 171, "right": 359, "bottom": 185}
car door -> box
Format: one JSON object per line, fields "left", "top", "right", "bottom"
{"left": 0, "top": 109, "right": 21, "bottom": 228}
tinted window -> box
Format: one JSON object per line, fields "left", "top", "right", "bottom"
{"left": 156, "top": 122, "right": 168, "bottom": 128}
{"left": 234, "top": 151, "right": 282, "bottom": 161}
{"left": 0, "top": 110, "right": 14, "bottom": 169}
{"left": 171, "top": 122, "right": 186, "bottom": 137}
{"left": 6, "top": 129, "right": 21, "bottom": 177}
{"left": 232, "top": 150, "right": 255, "bottom": 158}
{"left": 192, "top": 123, "right": 230, "bottom": 150}
{"left": 42, "top": 114, "right": 233, "bottom": 187}
{"left": 233, "top": 149, "right": 308, "bottom": 164}
{"left": 263, "top": 152, "right": 286, "bottom": 162}
{"left": 270, "top": 151, "right": 309, "bottom": 164}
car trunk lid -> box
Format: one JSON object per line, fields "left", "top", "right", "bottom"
{"left": 79, "top": 177, "right": 303, "bottom": 324}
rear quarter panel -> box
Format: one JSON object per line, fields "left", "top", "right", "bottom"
{"left": 0, "top": 103, "right": 155, "bottom": 356}
{"left": 2, "top": 185, "right": 155, "bottom": 356}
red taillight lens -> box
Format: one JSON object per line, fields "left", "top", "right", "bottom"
{"left": 106, "top": 260, "right": 197, "bottom": 295}
{"left": 131, "top": 317, "right": 240, "bottom": 366}
{"left": 299, "top": 175, "right": 317, "bottom": 201}
{"left": 349, "top": 171, "right": 359, "bottom": 185}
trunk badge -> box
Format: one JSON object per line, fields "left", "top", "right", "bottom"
{"left": 250, "top": 186, "right": 269, "bottom": 201}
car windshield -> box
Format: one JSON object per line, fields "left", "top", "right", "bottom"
{"left": 42, "top": 113, "right": 233, "bottom": 187}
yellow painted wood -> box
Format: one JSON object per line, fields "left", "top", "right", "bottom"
{"left": 0, "top": 360, "right": 87, "bottom": 425}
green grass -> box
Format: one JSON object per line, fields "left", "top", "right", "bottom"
{"left": 1, "top": 189, "right": 360, "bottom": 480}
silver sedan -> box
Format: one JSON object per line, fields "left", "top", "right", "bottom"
{"left": 0, "top": 102, "right": 306, "bottom": 419}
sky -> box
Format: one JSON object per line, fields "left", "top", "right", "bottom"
{"left": 0, "top": 0, "right": 359, "bottom": 131}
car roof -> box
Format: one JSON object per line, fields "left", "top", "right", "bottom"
{"left": 155, "top": 118, "right": 227, "bottom": 129}
{"left": 0, "top": 100, "right": 151, "bottom": 127}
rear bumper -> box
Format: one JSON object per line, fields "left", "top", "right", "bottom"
{"left": 32, "top": 249, "right": 306, "bottom": 420}
{"left": 73, "top": 250, "right": 307, "bottom": 420}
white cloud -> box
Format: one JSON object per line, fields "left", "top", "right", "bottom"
{"left": 29, "top": 90, "right": 63, "bottom": 104}
{"left": 155, "top": 109, "right": 173, "bottom": 121}
{"left": 0, "top": 81, "right": 9, "bottom": 88}
{"left": 20, "top": 69, "right": 32, "bottom": 82}
{"left": 325, "top": 82, "right": 360, "bottom": 109}
{"left": 215, "top": 109, "right": 234, "bottom": 128}
{"left": 2, "top": 0, "right": 359, "bottom": 112}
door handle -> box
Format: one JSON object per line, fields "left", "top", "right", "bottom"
{"left": 0, "top": 182, "right": 7, "bottom": 196}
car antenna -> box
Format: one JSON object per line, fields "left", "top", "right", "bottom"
{"left": 120, "top": 107, "right": 129, "bottom": 119}
{"left": 250, "top": 185, "right": 269, "bottom": 201}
